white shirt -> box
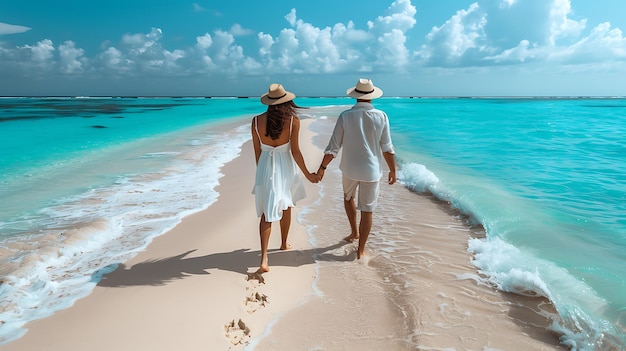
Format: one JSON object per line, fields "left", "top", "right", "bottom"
{"left": 324, "top": 102, "right": 395, "bottom": 182}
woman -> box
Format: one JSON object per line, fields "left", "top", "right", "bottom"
{"left": 251, "top": 83, "right": 318, "bottom": 272}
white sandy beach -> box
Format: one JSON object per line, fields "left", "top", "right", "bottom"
{"left": 0, "top": 119, "right": 566, "bottom": 351}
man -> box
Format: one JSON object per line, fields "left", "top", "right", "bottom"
{"left": 317, "top": 78, "right": 396, "bottom": 259}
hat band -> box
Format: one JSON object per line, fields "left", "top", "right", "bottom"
{"left": 268, "top": 93, "right": 287, "bottom": 100}
{"left": 355, "top": 88, "right": 375, "bottom": 94}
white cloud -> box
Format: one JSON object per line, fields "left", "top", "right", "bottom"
{"left": 418, "top": 3, "right": 489, "bottom": 66}
{"left": 98, "top": 47, "right": 130, "bottom": 72}
{"left": 485, "top": 39, "right": 539, "bottom": 63}
{"left": 94, "top": 28, "right": 189, "bottom": 75}
{"left": 332, "top": 21, "right": 370, "bottom": 43}
{"left": 0, "top": 22, "right": 31, "bottom": 35}
{"left": 257, "top": 32, "right": 274, "bottom": 57}
{"left": 24, "top": 39, "right": 55, "bottom": 62}
{"left": 255, "top": 0, "right": 416, "bottom": 74}
{"left": 59, "top": 41, "right": 86, "bottom": 74}
{"left": 196, "top": 33, "right": 213, "bottom": 50}
{"left": 1, "top": 0, "right": 625, "bottom": 91}
{"left": 162, "top": 49, "right": 186, "bottom": 71}
{"left": 377, "top": 29, "right": 410, "bottom": 69}
{"left": 555, "top": 23, "right": 626, "bottom": 64}
{"left": 548, "top": 0, "right": 586, "bottom": 44}
{"left": 374, "top": 0, "right": 416, "bottom": 33}
{"left": 285, "top": 9, "right": 297, "bottom": 27}
{"left": 419, "top": 0, "right": 625, "bottom": 67}
{"left": 192, "top": 29, "right": 248, "bottom": 73}
{"left": 212, "top": 30, "right": 242, "bottom": 61}
{"left": 230, "top": 24, "right": 254, "bottom": 37}
{"left": 193, "top": 33, "right": 217, "bottom": 72}
{"left": 0, "top": 39, "right": 56, "bottom": 75}
{"left": 122, "top": 28, "right": 163, "bottom": 55}
{"left": 272, "top": 28, "right": 299, "bottom": 71}
{"left": 369, "top": 0, "right": 416, "bottom": 71}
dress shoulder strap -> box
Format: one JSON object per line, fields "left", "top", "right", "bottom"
{"left": 288, "top": 116, "right": 294, "bottom": 141}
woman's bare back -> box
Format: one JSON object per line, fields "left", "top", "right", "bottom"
{"left": 254, "top": 113, "right": 293, "bottom": 147}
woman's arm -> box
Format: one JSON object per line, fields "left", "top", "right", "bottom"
{"left": 251, "top": 116, "right": 261, "bottom": 164}
{"left": 290, "top": 117, "right": 318, "bottom": 183}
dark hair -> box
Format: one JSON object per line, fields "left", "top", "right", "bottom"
{"left": 265, "top": 100, "right": 300, "bottom": 140}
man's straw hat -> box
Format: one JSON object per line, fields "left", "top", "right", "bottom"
{"left": 346, "top": 78, "right": 383, "bottom": 100}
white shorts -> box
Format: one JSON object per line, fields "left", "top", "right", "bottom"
{"left": 342, "top": 174, "right": 380, "bottom": 212}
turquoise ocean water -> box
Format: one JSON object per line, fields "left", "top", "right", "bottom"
{"left": 0, "top": 97, "right": 624, "bottom": 350}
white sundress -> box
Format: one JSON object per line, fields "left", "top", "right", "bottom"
{"left": 252, "top": 116, "right": 306, "bottom": 222}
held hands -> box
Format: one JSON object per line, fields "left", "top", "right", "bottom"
{"left": 305, "top": 172, "right": 320, "bottom": 184}
{"left": 304, "top": 169, "right": 324, "bottom": 184}
{"left": 315, "top": 167, "right": 324, "bottom": 182}
{"left": 316, "top": 166, "right": 326, "bottom": 182}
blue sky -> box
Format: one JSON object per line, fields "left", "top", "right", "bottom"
{"left": 1, "top": 0, "right": 626, "bottom": 96}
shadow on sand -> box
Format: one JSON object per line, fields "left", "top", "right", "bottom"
{"left": 97, "top": 241, "right": 352, "bottom": 288}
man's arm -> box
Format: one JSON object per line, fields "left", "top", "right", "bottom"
{"left": 383, "top": 151, "right": 396, "bottom": 185}
{"left": 380, "top": 112, "right": 396, "bottom": 184}
{"left": 316, "top": 153, "right": 335, "bottom": 181}
{"left": 317, "top": 115, "right": 344, "bottom": 181}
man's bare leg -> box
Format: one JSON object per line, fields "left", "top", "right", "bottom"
{"left": 259, "top": 215, "right": 272, "bottom": 272}
{"left": 343, "top": 197, "right": 359, "bottom": 242}
{"left": 357, "top": 211, "right": 373, "bottom": 259}
{"left": 279, "top": 207, "right": 292, "bottom": 250}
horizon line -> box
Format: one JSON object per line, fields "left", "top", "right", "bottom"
{"left": 2, "top": 95, "right": 626, "bottom": 99}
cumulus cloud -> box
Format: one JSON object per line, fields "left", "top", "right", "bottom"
{"left": 89, "top": 28, "right": 188, "bottom": 76}
{"left": 121, "top": 27, "right": 163, "bottom": 55}
{"left": 417, "top": 3, "right": 489, "bottom": 67}
{"left": 59, "top": 41, "right": 86, "bottom": 74}
{"left": 97, "top": 47, "right": 130, "bottom": 73}
{"left": 14, "top": 39, "right": 57, "bottom": 73}
{"left": 419, "top": 0, "right": 625, "bottom": 67}
{"left": 556, "top": 23, "right": 626, "bottom": 63}
{"left": 52, "top": 0, "right": 416, "bottom": 78}
{"left": 113, "top": 28, "right": 189, "bottom": 74}
{"left": 0, "top": 0, "right": 625, "bottom": 86}
{"left": 0, "top": 22, "right": 31, "bottom": 35}
{"left": 25, "top": 39, "right": 56, "bottom": 62}
{"left": 256, "top": 1, "right": 417, "bottom": 74}
{"left": 548, "top": 0, "right": 586, "bottom": 44}
{"left": 373, "top": 0, "right": 416, "bottom": 33}
{"left": 190, "top": 30, "right": 247, "bottom": 73}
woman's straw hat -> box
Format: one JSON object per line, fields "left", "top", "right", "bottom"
{"left": 346, "top": 78, "right": 383, "bottom": 99}
{"left": 260, "top": 83, "right": 296, "bottom": 105}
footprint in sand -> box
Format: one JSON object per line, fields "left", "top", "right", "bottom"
{"left": 246, "top": 271, "right": 265, "bottom": 285}
{"left": 222, "top": 273, "right": 269, "bottom": 344}
{"left": 245, "top": 292, "right": 269, "bottom": 314}
{"left": 224, "top": 319, "right": 251, "bottom": 345}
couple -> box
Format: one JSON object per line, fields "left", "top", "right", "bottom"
{"left": 251, "top": 78, "right": 396, "bottom": 273}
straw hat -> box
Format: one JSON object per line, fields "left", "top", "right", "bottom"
{"left": 346, "top": 78, "right": 383, "bottom": 99}
{"left": 260, "top": 83, "right": 296, "bottom": 105}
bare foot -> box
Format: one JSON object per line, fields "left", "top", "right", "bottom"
{"left": 259, "top": 256, "right": 269, "bottom": 272}
{"left": 279, "top": 243, "right": 292, "bottom": 250}
{"left": 344, "top": 234, "right": 359, "bottom": 243}
{"left": 357, "top": 250, "right": 368, "bottom": 259}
